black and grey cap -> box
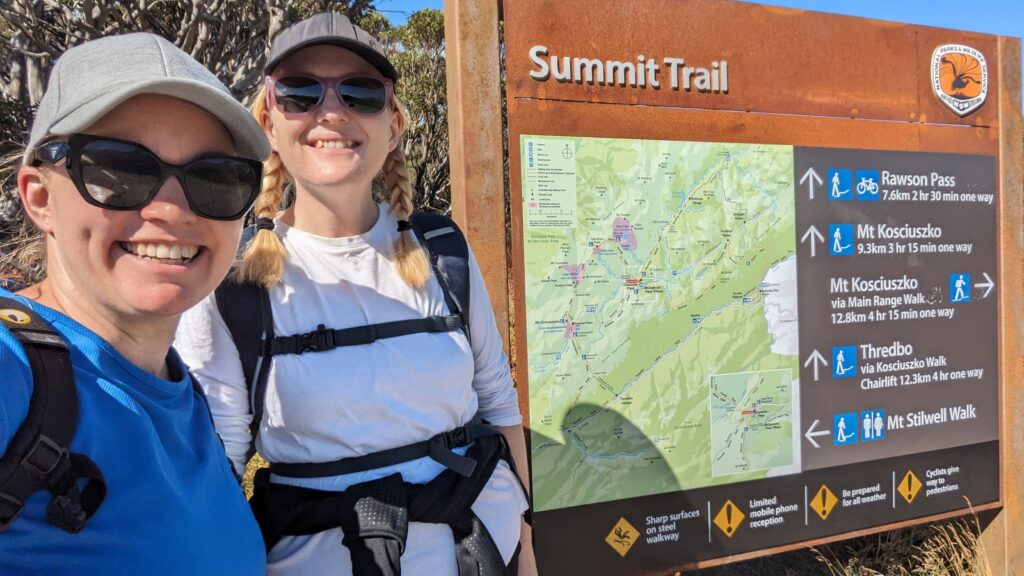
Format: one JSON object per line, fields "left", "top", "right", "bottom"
{"left": 265, "top": 12, "right": 398, "bottom": 81}
{"left": 27, "top": 32, "right": 270, "bottom": 162}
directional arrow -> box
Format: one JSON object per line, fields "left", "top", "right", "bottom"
{"left": 801, "top": 225, "right": 825, "bottom": 258}
{"left": 805, "top": 419, "right": 831, "bottom": 448}
{"left": 804, "top": 349, "right": 828, "bottom": 381}
{"left": 800, "top": 168, "right": 823, "bottom": 200}
{"left": 974, "top": 272, "right": 994, "bottom": 299}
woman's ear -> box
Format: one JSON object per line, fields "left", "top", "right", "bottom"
{"left": 17, "top": 166, "right": 55, "bottom": 234}
{"left": 388, "top": 104, "right": 405, "bottom": 153}
{"left": 260, "top": 106, "right": 279, "bottom": 153}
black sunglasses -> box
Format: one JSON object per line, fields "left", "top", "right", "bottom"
{"left": 34, "top": 134, "right": 263, "bottom": 221}
{"left": 267, "top": 75, "right": 393, "bottom": 116}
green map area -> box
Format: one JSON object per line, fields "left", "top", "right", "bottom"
{"left": 522, "top": 135, "right": 800, "bottom": 512}
{"left": 710, "top": 369, "right": 795, "bottom": 477}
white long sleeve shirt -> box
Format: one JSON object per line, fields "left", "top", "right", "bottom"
{"left": 175, "top": 206, "right": 526, "bottom": 573}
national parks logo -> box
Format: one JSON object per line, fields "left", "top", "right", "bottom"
{"left": 931, "top": 44, "right": 988, "bottom": 117}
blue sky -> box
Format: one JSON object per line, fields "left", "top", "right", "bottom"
{"left": 382, "top": 0, "right": 1022, "bottom": 39}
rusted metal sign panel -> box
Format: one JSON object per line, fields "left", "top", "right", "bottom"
{"left": 502, "top": 0, "right": 1017, "bottom": 572}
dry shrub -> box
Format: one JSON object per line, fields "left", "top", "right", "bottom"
{"left": 813, "top": 514, "right": 990, "bottom": 576}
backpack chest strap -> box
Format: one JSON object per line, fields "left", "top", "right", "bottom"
{"left": 268, "top": 314, "right": 463, "bottom": 356}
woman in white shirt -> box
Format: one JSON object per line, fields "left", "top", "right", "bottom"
{"left": 175, "top": 12, "right": 535, "bottom": 576}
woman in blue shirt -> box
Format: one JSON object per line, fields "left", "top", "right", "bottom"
{"left": 0, "top": 33, "right": 269, "bottom": 574}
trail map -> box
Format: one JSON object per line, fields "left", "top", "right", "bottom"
{"left": 523, "top": 136, "right": 800, "bottom": 511}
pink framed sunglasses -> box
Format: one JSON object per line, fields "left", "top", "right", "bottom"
{"left": 266, "top": 74, "right": 393, "bottom": 116}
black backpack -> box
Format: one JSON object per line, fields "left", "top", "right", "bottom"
{"left": 213, "top": 212, "right": 473, "bottom": 455}
{"left": 0, "top": 297, "right": 106, "bottom": 533}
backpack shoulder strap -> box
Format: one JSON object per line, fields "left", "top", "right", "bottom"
{"left": 214, "top": 275, "right": 273, "bottom": 452}
{"left": 215, "top": 223, "right": 276, "bottom": 449}
{"left": 0, "top": 297, "right": 106, "bottom": 533}
{"left": 409, "top": 212, "right": 472, "bottom": 346}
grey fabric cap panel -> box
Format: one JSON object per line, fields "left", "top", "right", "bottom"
{"left": 28, "top": 33, "right": 269, "bottom": 161}
{"left": 265, "top": 12, "right": 398, "bottom": 81}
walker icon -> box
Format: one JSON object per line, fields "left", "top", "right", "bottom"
{"left": 833, "top": 412, "right": 858, "bottom": 446}
{"left": 855, "top": 170, "right": 881, "bottom": 202}
{"left": 860, "top": 409, "right": 885, "bottom": 442}
{"left": 831, "top": 346, "right": 857, "bottom": 379}
{"left": 829, "top": 224, "right": 855, "bottom": 256}
{"left": 828, "top": 169, "right": 852, "bottom": 201}
{"left": 950, "top": 273, "right": 971, "bottom": 303}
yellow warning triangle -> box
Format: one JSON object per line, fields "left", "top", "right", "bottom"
{"left": 811, "top": 484, "right": 838, "bottom": 520}
{"left": 713, "top": 500, "right": 745, "bottom": 537}
{"left": 604, "top": 517, "right": 639, "bottom": 557}
{"left": 899, "top": 470, "right": 922, "bottom": 504}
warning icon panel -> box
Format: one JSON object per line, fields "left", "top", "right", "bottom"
{"left": 811, "top": 484, "right": 839, "bottom": 520}
{"left": 605, "top": 517, "right": 639, "bottom": 557}
{"left": 899, "top": 471, "right": 923, "bottom": 504}
{"left": 714, "top": 500, "right": 745, "bottom": 538}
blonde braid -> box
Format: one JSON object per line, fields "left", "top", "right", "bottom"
{"left": 383, "top": 144, "right": 430, "bottom": 288}
{"left": 235, "top": 86, "right": 289, "bottom": 287}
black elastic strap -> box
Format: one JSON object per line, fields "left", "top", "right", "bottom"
{"left": 255, "top": 217, "right": 275, "bottom": 231}
{"left": 396, "top": 220, "right": 412, "bottom": 232}
{"left": 269, "top": 315, "right": 462, "bottom": 356}
{"left": 269, "top": 424, "right": 499, "bottom": 479}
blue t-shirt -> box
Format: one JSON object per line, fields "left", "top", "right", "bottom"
{"left": 0, "top": 290, "right": 265, "bottom": 575}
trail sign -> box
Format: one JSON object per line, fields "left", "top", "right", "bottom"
{"left": 493, "top": 0, "right": 1020, "bottom": 573}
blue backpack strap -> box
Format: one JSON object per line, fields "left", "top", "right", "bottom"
{"left": 0, "top": 297, "right": 106, "bottom": 533}
{"left": 214, "top": 224, "right": 274, "bottom": 458}
{"left": 409, "top": 212, "right": 472, "bottom": 346}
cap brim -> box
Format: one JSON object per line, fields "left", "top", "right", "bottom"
{"left": 48, "top": 78, "right": 270, "bottom": 161}
{"left": 264, "top": 37, "right": 399, "bottom": 82}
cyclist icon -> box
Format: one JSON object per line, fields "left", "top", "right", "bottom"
{"left": 856, "top": 177, "right": 878, "bottom": 196}
{"left": 855, "top": 170, "right": 881, "bottom": 202}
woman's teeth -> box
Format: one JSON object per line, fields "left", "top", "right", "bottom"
{"left": 122, "top": 242, "right": 199, "bottom": 263}
{"left": 313, "top": 140, "right": 356, "bottom": 149}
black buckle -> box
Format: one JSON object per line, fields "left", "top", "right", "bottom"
{"left": 428, "top": 431, "right": 477, "bottom": 478}
{"left": 47, "top": 493, "right": 87, "bottom": 533}
{"left": 21, "top": 435, "right": 67, "bottom": 478}
{"left": 0, "top": 491, "right": 24, "bottom": 530}
{"left": 297, "top": 324, "right": 333, "bottom": 353}
{"left": 442, "top": 426, "right": 471, "bottom": 449}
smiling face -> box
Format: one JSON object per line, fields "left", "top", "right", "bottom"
{"left": 262, "top": 45, "right": 402, "bottom": 198}
{"left": 18, "top": 94, "right": 244, "bottom": 323}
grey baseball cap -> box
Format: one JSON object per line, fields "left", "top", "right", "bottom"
{"left": 265, "top": 12, "right": 398, "bottom": 81}
{"left": 27, "top": 32, "right": 270, "bottom": 161}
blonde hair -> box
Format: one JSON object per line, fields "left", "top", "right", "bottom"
{"left": 235, "top": 86, "right": 430, "bottom": 289}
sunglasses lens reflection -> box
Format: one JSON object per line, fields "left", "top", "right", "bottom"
{"left": 185, "top": 159, "right": 259, "bottom": 220}
{"left": 337, "top": 77, "right": 388, "bottom": 114}
{"left": 275, "top": 76, "right": 326, "bottom": 113}
{"left": 79, "top": 141, "right": 161, "bottom": 208}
